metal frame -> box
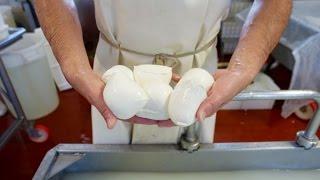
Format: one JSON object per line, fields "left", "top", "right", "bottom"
{"left": 34, "top": 90, "right": 320, "bottom": 179}
{"left": 182, "top": 90, "right": 320, "bottom": 151}
{"left": 0, "top": 28, "right": 26, "bottom": 149}
{"left": 233, "top": 90, "right": 320, "bottom": 149}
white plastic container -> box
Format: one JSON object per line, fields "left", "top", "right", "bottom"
{"left": 222, "top": 73, "right": 280, "bottom": 110}
{"left": 0, "top": 5, "right": 16, "bottom": 27}
{"left": 34, "top": 28, "right": 72, "bottom": 91}
{"left": 0, "top": 24, "right": 9, "bottom": 41}
{"left": 221, "top": 100, "right": 242, "bottom": 110}
{"left": 0, "top": 34, "right": 59, "bottom": 120}
{"left": 0, "top": 12, "right": 9, "bottom": 41}
{"left": 241, "top": 73, "right": 280, "bottom": 110}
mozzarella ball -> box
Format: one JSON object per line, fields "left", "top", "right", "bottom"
{"left": 136, "top": 82, "right": 173, "bottom": 120}
{"left": 103, "top": 72, "right": 149, "bottom": 119}
{"left": 102, "top": 65, "right": 133, "bottom": 83}
{"left": 168, "top": 68, "right": 214, "bottom": 126}
{"left": 133, "top": 64, "right": 172, "bottom": 86}
{"left": 177, "top": 68, "right": 214, "bottom": 91}
{"left": 168, "top": 81, "right": 207, "bottom": 127}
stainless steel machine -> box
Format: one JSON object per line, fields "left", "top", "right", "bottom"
{"left": 34, "top": 90, "right": 320, "bottom": 179}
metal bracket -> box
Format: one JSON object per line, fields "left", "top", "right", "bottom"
{"left": 296, "top": 131, "right": 319, "bottom": 149}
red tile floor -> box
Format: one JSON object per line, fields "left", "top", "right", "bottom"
{"left": 0, "top": 64, "right": 319, "bottom": 180}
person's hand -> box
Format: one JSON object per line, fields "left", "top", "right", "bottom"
{"left": 75, "top": 72, "right": 117, "bottom": 129}
{"left": 128, "top": 73, "right": 181, "bottom": 127}
{"left": 196, "top": 69, "right": 255, "bottom": 121}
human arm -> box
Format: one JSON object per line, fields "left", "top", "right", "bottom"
{"left": 34, "top": 0, "right": 117, "bottom": 128}
{"left": 197, "top": 0, "right": 292, "bottom": 120}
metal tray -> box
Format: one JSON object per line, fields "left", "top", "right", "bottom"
{"left": 34, "top": 90, "right": 320, "bottom": 179}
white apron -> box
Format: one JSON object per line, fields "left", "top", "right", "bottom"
{"left": 92, "top": 0, "right": 230, "bottom": 144}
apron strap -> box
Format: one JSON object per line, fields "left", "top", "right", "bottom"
{"left": 100, "top": 33, "right": 216, "bottom": 69}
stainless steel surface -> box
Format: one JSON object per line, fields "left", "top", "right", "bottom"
{"left": 296, "top": 131, "right": 319, "bottom": 150}
{"left": 34, "top": 142, "right": 320, "bottom": 180}
{"left": 0, "top": 28, "right": 26, "bottom": 149}
{"left": 0, "top": 28, "right": 26, "bottom": 48}
{"left": 33, "top": 90, "right": 320, "bottom": 179}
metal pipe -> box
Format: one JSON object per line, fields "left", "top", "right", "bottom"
{"left": 180, "top": 123, "right": 200, "bottom": 152}
{"left": 235, "top": 90, "right": 320, "bottom": 149}
{"left": 0, "top": 59, "right": 26, "bottom": 120}
{"left": 304, "top": 100, "right": 320, "bottom": 139}
{"left": 233, "top": 90, "right": 320, "bottom": 101}
{"left": 233, "top": 90, "right": 320, "bottom": 140}
{"left": 185, "top": 123, "right": 198, "bottom": 142}
{"left": 180, "top": 90, "right": 320, "bottom": 151}
{"left": 0, "top": 56, "right": 27, "bottom": 149}
{"left": 0, "top": 28, "right": 26, "bottom": 149}
{"left": 0, "top": 118, "right": 23, "bottom": 148}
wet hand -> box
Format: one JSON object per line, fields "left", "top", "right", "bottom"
{"left": 86, "top": 73, "right": 117, "bottom": 129}
{"left": 196, "top": 69, "right": 254, "bottom": 121}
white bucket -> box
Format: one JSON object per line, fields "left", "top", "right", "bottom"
{"left": 0, "top": 10, "right": 9, "bottom": 41}
{"left": 0, "top": 5, "right": 16, "bottom": 27}
{"left": 0, "top": 24, "right": 9, "bottom": 41}
{"left": 222, "top": 73, "right": 280, "bottom": 110}
{"left": 0, "top": 34, "right": 59, "bottom": 120}
{"left": 34, "top": 28, "right": 72, "bottom": 91}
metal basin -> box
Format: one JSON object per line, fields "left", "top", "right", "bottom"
{"left": 34, "top": 142, "right": 320, "bottom": 179}
{"left": 34, "top": 90, "right": 320, "bottom": 179}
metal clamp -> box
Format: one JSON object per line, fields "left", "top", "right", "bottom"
{"left": 296, "top": 131, "right": 319, "bottom": 149}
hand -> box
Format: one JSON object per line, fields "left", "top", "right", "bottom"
{"left": 196, "top": 69, "right": 255, "bottom": 121}
{"left": 75, "top": 72, "right": 117, "bottom": 129}
{"left": 128, "top": 73, "right": 181, "bottom": 127}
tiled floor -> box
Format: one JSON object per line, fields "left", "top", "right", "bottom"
{"left": 0, "top": 64, "right": 318, "bottom": 179}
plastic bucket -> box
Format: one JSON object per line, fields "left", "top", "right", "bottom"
{"left": 0, "top": 5, "right": 16, "bottom": 27}
{"left": 0, "top": 34, "right": 59, "bottom": 120}
{"left": 0, "top": 10, "right": 9, "bottom": 41}
{"left": 34, "top": 28, "right": 72, "bottom": 91}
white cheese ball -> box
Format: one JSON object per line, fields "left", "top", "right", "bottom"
{"left": 168, "top": 81, "right": 207, "bottom": 126}
{"left": 169, "top": 68, "right": 214, "bottom": 126}
{"left": 103, "top": 72, "right": 149, "bottom": 120}
{"left": 134, "top": 64, "right": 172, "bottom": 86}
{"left": 102, "top": 65, "right": 133, "bottom": 83}
{"left": 136, "top": 82, "right": 173, "bottom": 120}
{"left": 177, "top": 68, "right": 214, "bottom": 91}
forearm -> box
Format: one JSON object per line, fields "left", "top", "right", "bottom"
{"left": 228, "top": 0, "right": 292, "bottom": 86}
{"left": 35, "top": 0, "right": 101, "bottom": 101}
